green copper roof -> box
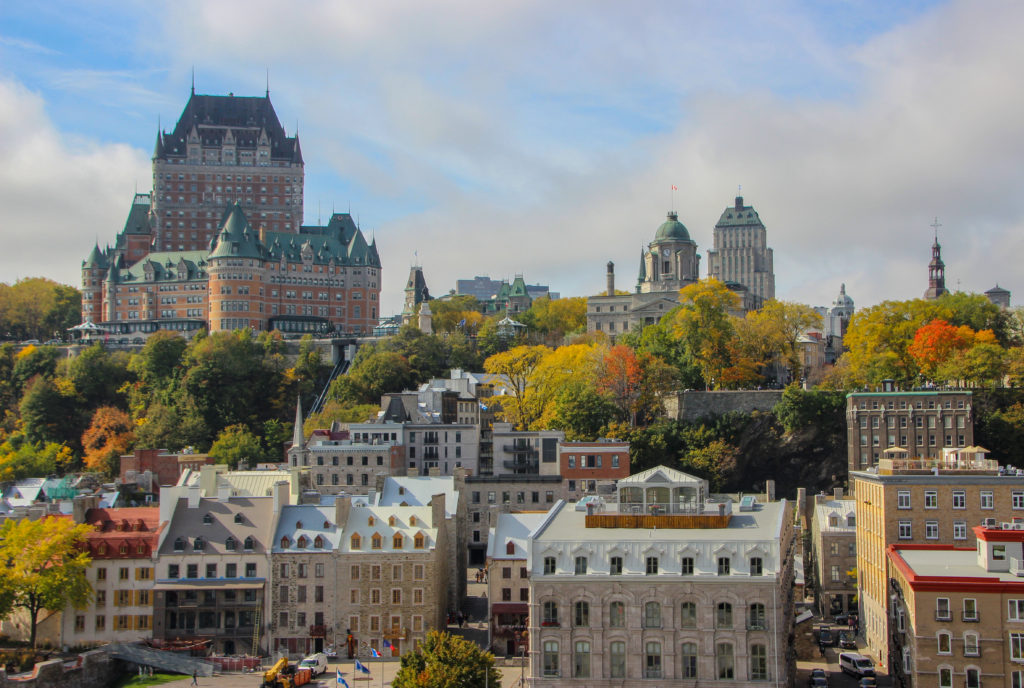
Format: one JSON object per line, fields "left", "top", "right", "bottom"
{"left": 654, "top": 211, "right": 692, "bottom": 242}
{"left": 208, "top": 203, "right": 265, "bottom": 260}
{"left": 509, "top": 276, "right": 528, "bottom": 296}
{"left": 117, "top": 250, "right": 209, "bottom": 283}
{"left": 637, "top": 249, "right": 647, "bottom": 282}
{"left": 715, "top": 196, "right": 764, "bottom": 228}
{"left": 83, "top": 243, "right": 108, "bottom": 270}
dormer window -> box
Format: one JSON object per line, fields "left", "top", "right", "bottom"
{"left": 414, "top": 533, "right": 425, "bottom": 549}
{"left": 280, "top": 536, "right": 290, "bottom": 548}
{"left": 97, "top": 543, "right": 107, "bottom": 555}
{"left": 203, "top": 513, "right": 213, "bottom": 525}
{"left": 409, "top": 516, "right": 416, "bottom": 526}
{"left": 225, "top": 537, "right": 236, "bottom": 551}
{"left": 119, "top": 544, "right": 128, "bottom": 554}
{"left": 174, "top": 537, "right": 185, "bottom": 552}
{"left": 506, "top": 541, "right": 516, "bottom": 555}
{"left": 351, "top": 534, "right": 361, "bottom": 550}
{"left": 193, "top": 537, "right": 205, "bottom": 552}
{"left": 393, "top": 534, "right": 404, "bottom": 549}
{"left": 368, "top": 516, "right": 374, "bottom": 526}
{"left": 323, "top": 521, "right": 331, "bottom": 529}
{"left": 243, "top": 536, "right": 254, "bottom": 551}
{"left": 234, "top": 514, "right": 245, "bottom": 524}
{"left": 314, "top": 536, "right": 324, "bottom": 548}
{"left": 389, "top": 516, "right": 396, "bottom": 526}
{"left": 372, "top": 533, "right": 383, "bottom": 550}
{"left": 847, "top": 514, "right": 856, "bottom": 527}
{"left": 297, "top": 536, "right": 307, "bottom": 549}
{"left": 295, "top": 521, "right": 303, "bottom": 529}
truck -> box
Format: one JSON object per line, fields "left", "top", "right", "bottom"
{"left": 261, "top": 657, "right": 313, "bottom": 688}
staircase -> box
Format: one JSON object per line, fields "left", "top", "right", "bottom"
{"left": 251, "top": 606, "right": 261, "bottom": 657}
{"left": 106, "top": 643, "right": 215, "bottom": 677}
{"left": 307, "top": 358, "right": 350, "bottom": 416}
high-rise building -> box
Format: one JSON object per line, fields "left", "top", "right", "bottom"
{"left": 152, "top": 88, "right": 304, "bottom": 252}
{"left": 707, "top": 195, "right": 775, "bottom": 305}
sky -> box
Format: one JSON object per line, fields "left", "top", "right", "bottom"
{"left": 2, "top": 0, "right": 1023, "bottom": 318}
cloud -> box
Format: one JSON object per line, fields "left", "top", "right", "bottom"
{"left": 0, "top": 79, "right": 150, "bottom": 286}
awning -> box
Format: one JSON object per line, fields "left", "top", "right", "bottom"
{"left": 489, "top": 603, "right": 528, "bottom": 614}
{"left": 156, "top": 581, "right": 265, "bottom": 591}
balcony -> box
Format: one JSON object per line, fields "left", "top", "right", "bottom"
{"left": 747, "top": 621, "right": 768, "bottom": 631}
{"left": 503, "top": 445, "right": 539, "bottom": 459}
{"left": 935, "top": 611, "right": 952, "bottom": 622}
{"left": 309, "top": 624, "right": 327, "bottom": 638}
{"left": 962, "top": 612, "right": 979, "bottom": 622}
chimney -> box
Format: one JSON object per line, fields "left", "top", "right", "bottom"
{"left": 606, "top": 261, "right": 615, "bottom": 296}
{"left": 375, "top": 474, "right": 387, "bottom": 496}
{"left": 429, "top": 467, "right": 441, "bottom": 477}
{"left": 217, "top": 483, "right": 232, "bottom": 501}
{"left": 795, "top": 487, "right": 808, "bottom": 528}
{"left": 72, "top": 494, "right": 100, "bottom": 524}
{"left": 833, "top": 487, "right": 844, "bottom": 500}
{"left": 272, "top": 480, "right": 289, "bottom": 514}
{"left": 765, "top": 480, "right": 776, "bottom": 503}
{"left": 199, "top": 464, "right": 218, "bottom": 496}
{"left": 335, "top": 495, "right": 351, "bottom": 528}
{"left": 187, "top": 484, "right": 201, "bottom": 509}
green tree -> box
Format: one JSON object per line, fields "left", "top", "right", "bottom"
{"left": 11, "top": 345, "right": 60, "bottom": 392}
{"left": 483, "top": 345, "right": 551, "bottom": 429}
{"left": 333, "top": 350, "right": 416, "bottom": 406}
{"left": 262, "top": 419, "right": 293, "bottom": 461}
{"left": 0, "top": 516, "right": 93, "bottom": 649}
{"left": 680, "top": 439, "right": 738, "bottom": 492}
{"left": 0, "top": 435, "right": 74, "bottom": 481}
{"left": 208, "top": 424, "right": 264, "bottom": 469}
{"left": 392, "top": 631, "right": 500, "bottom": 688}
{"left": 746, "top": 300, "right": 823, "bottom": 382}
{"left": 65, "top": 344, "right": 132, "bottom": 410}
{"left": 670, "top": 279, "right": 739, "bottom": 389}
{"left": 551, "top": 382, "right": 616, "bottom": 440}
{"left": 773, "top": 384, "right": 846, "bottom": 436}
{"left": 0, "top": 278, "right": 81, "bottom": 341}
{"left": 19, "top": 375, "right": 83, "bottom": 447}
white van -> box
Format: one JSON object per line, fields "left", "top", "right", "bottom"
{"left": 839, "top": 652, "right": 875, "bottom": 678}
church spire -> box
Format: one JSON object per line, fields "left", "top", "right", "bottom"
{"left": 924, "top": 217, "right": 947, "bottom": 300}
{"left": 292, "top": 396, "right": 304, "bottom": 450}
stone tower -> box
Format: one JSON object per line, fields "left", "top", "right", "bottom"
{"left": 706, "top": 194, "right": 775, "bottom": 305}
{"left": 638, "top": 211, "right": 700, "bottom": 294}
{"left": 924, "top": 232, "right": 947, "bottom": 300}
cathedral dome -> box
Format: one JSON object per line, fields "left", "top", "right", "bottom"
{"left": 833, "top": 283, "right": 854, "bottom": 309}
{"left": 654, "top": 211, "right": 691, "bottom": 242}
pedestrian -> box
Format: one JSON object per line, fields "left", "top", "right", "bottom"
{"left": 191, "top": 670, "right": 198, "bottom": 686}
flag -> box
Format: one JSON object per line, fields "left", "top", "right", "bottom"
{"left": 383, "top": 639, "right": 392, "bottom": 651}
{"left": 671, "top": 184, "right": 677, "bottom": 190}
{"left": 370, "top": 647, "right": 381, "bottom": 658}
{"left": 355, "top": 660, "right": 371, "bottom": 675}
{"left": 337, "top": 669, "right": 349, "bottom": 687}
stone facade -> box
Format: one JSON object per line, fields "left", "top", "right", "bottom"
{"left": 810, "top": 495, "right": 857, "bottom": 618}
{"left": 465, "top": 475, "right": 566, "bottom": 566}
{"left": 289, "top": 438, "right": 405, "bottom": 494}
{"left": 846, "top": 390, "right": 974, "bottom": 473}
{"left": 707, "top": 195, "right": 775, "bottom": 305}
{"left": 665, "top": 389, "right": 784, "bottom": 423}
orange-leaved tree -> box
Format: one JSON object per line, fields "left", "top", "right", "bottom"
{"left": 81, "top": 406, "right": 135, "bottom": 476}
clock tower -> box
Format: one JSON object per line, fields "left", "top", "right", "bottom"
{"left": 638, "top": 211, "right": 700, "bottom": 293}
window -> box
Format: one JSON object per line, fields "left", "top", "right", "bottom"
{"left": 1013, "top": 632, "right": 1024, "bottom": 660}
{"left": 937, "top": 598, "right": 951, "bottom": 620}
{"left": 244, "top": 536, "right": 254, "bottom": 550}
{"left": 953, "top": 490, "right": 966, "bottom": 509}
{"left": 574, "top": 556, "right": 587, "bottom": 575}
{"left": 609, "top": 601, "right": 625, "bottom": 628}
{"left": 96, "top": 568, "right": 107, "bottom": 581}
{"left": 750, "top": 644, "right": 768, "bottom": 681}
{"left": 939, "top": 667, "right": 953, "bottom": 688}
{"left": 716, "top": 642, "right": 734, "bottom": 679}
{"left": 749, "top": 557, "right": 763, "bottom": 576}
{"left": 717, "top": 602, "right": 733, "bottom": 628}
{"left": 1016, "top": 491, "right": 1024, "bottom": 510}
{"left": 1009, "top": 600, "right": 1024, "bottom": 621}
{"left": 966, "top": 668, "right": 980, "bottom": 688}
{"left": 646, "top": 556, "right": 659, "bottom": 575}
{"left": 205, "top": 564, "right": 216, "bottom": 579}
{"left": 898, "top": 521, "right": 912, "bottom": 539}
{"left": 963, "top": 598, "right": 977, "bottom": 621}
{"left": 926, "top": 521, "right": 939, "bottom": 539}
{"left": 954, "top": 521, "right": 967, "bottom": 540}
{"left": 718, "top": 557, "right": 730, "bottom": 575}
{"left": 119, "top": 567, "right": 129, "bottom": 580}
{"left": 831, "top": 565, "right": 840, "bottom": 582}
{"left": 1014, "top": 670, "right": 1024, "bottom": 688}
{"left": 897, "top": 490, "right": 911, "bottom": 509}
{"left": 645, "top": 642, "right": 662, "bottom": 679}
{"left": 542, "top": 641, "right": 559, "bottom": 677}
{"left": 981, "top": 491, "right": 994, "bottom": 509}
{"left": 964, "top": 632, "right": 979, "bottom": 656}
{"left": 225, "top": 563, "right": 236, "bottom": 578}
{"left": 997, "top": 545, "right": 1008, "bottom": 560}
{"left": 681, "top": 642, "right": 698, "bottom": 679}
{"left": 681, "top": 556, "right": 694, "bottom": 575}
{"left": 245, "top": 563, "right": 256, "bottom": 578}
{"left": 574, "top": 601, "right": 589, "bottom": 627}
{"left": 225, "top": 536, "right": 236, "bottom": 551}
{"left": 749, "top": 603, "right": 766, "bottom": 630}
{"left": 573, "top": 641, "right": 590, "bottom": 678}
{"left": 643, "top": 601, "right": 661, "bottom": 628}
{"left": 609, "top": 556, "right": 622, "bottom": 575}
{"left": 937, "top": 631, "right": 951, "bottom": 654}
{"left": 542, "top": 601, "right": 558, "bottom": 625}
{"left": 924, "top": 490, "right": 937, "bottom": 508}
{"left": 371, "top": 534, "right": 382, "bottom": 549}
{"left": 610, "top": 641, "right": 626, "bottom": 678}
{"left": 681, "top": 601, "right": 697, "bottom": 628}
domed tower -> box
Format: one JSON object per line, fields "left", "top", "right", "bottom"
{"left": 639, "top": 211, "right": 700, "bottom": 293}
{"left": 207, "top": 203, "right": 267, "bottom": 332}
{"left": 831, "top": 283, "right": 855, "bottom": 336}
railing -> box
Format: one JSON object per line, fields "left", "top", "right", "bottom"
{"left": 617, "top": 501, "right": 705, "bottom": 515}
{"left": 962, "top": 612, "right": 979, "bottom": 622}
{"left": 747, "top": 621, "right": 768, "bottom": 631}
{"left": 935, "top": 611, "right": 952, "bottom": 621}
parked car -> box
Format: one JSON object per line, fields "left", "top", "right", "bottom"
{"left": 298, "top": 653, "right": 329, "bottom": 676}
{"left": 833, "top": 613, "right": 850, "bottom": 626}
{"left": 809, "top": 668, "right": 828, "bottom": 687}
{"left": 839, "top": 631, "right": 857, "bottom": 649}
{"left": 818, "top": 627, "right": 834, "bottom": 646}
{"left": 859, "top": 677, "right": 878, "bottom": 688}
{"left": 839, "top": 652, "right": 876, "bottom": 678}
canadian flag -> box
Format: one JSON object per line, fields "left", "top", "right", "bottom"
{"left": 671, "top": 185, "right": 678, "bottom": 190}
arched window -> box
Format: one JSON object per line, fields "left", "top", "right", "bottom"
{"left": 368, "top": 516, "right": 374, "bottom": 526}
{"left": 748, "top": 603, "right": 766, "bottom": 630}
{"left": 414, "top": 533, "right": 425, "bottom": 549}
{"left": 280, "top": 536, "right": 290, "bottom": 548}
{"left": 243, "top": 536, "right": 254, "bottom": 550}
{"left": 193, "top": 537, "right": 204, "bottom": 551}
{"left": 297, "top": 536, "right": 307, "bottom": 549}
{"left": 388, "top": 516, "right": 396, "bottom": 526}
{"left": 964, "top": 632, "right": 979, "bottom": 656}
{"left": 681, "top": 642, "right": 698, "bottom": 679}
{"left": 937, "top": 631, "right": 952, "bottom": 655}
{"left": 609, "top": 601, "right": 625, "bottom": 628}
{"left": 506, "top": 541, "right": 515, "bottom": 555}
{"left": 225, "top": 537, "right": 236, "bottom": 551}
{"left": 680, "top": 601, "right": 697, "bottom": 628}
{"left": 295, "top": 521, "right": 303, "bottom": 529}
{"left": 202, "top": 513, "right": 213, "bottom": 525}
{"left": 351, "top": 534, "right": 361, "bottom": 550}
{"left": 716, "top": 643, "right": 734, "bottom": 680}
{"left": 750, "top": 644, "right": 767, "bottom": 680}
{"left": 393, "top": 533, "right": 404, "bottom": 549}
{"left": 372, "top": 533, "right": 383, "bottom": 549}
{"left": 409, "top": 516, "right": 416, "bottom": 526}
{"left": 716, "top": 602, "right": 733, "bottom": 628}
{"left": 173, "top": 537, "right": 185, "bottom": 552}
{"left": 573, "top": 601, "right": 589, "bottom": 627}
{"left": 314, "top": 536, "right": 324, "bottom": 549}
{"left": 643, "top": 601, "right": 661, "bottom": 628}
{"left": 234, "top": 513, "right": 245, "bottom": 524}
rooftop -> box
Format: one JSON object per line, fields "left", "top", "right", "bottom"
{"left": 889, "top": 545, "right": 1024, "bottom": 588}
{"left": 814, "top": 499, "right": 856, "bottom": 534}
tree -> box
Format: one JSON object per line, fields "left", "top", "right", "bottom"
{"left": 334, "top": 350, "right": 416, "bottom": 406}
{"left": 0, "top": 436, "right": 74, "bottom": 481}
{"left": 483, "top": 345, "right": 551, "bottom": 429}
{"left": 392, "top": 631, "right": 500, "bottom": 688}
{"left": 907, "top": 319, "right": 974, "bottom": 381}
{"left": 670, "top": 279, "right": 740, "bottom": 389}
{"left": 680, "top": 439, "right": 738, "bottom": 492}
{"left": 0, "top": 516, "right": 93, "bottom": 649}
{"left": 208, "top": 424, "right": 264, "bottom": 469}
{"left": 597, "top": 345, "right": 643, "bottom": 424}
{"left": 81, "top": 407, "right": 135, "bottom": 475}
{"left": 431, "top": 295, "right": 484, "bottom": 334}
{"left": 0, "top": 278, "right": 81, "bottom": 341}
{"left": 550, "top": 382, "right": 616, "bottom": 440}
{"left": 65, "top": 344, "right": 132, "bottom": 410}
{"left": 745, "top": 300, "right": 823, "bottom": 382}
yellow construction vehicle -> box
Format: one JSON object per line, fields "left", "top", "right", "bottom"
{"left": 260, "top": 657, "right": 311, "bottom": 688}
